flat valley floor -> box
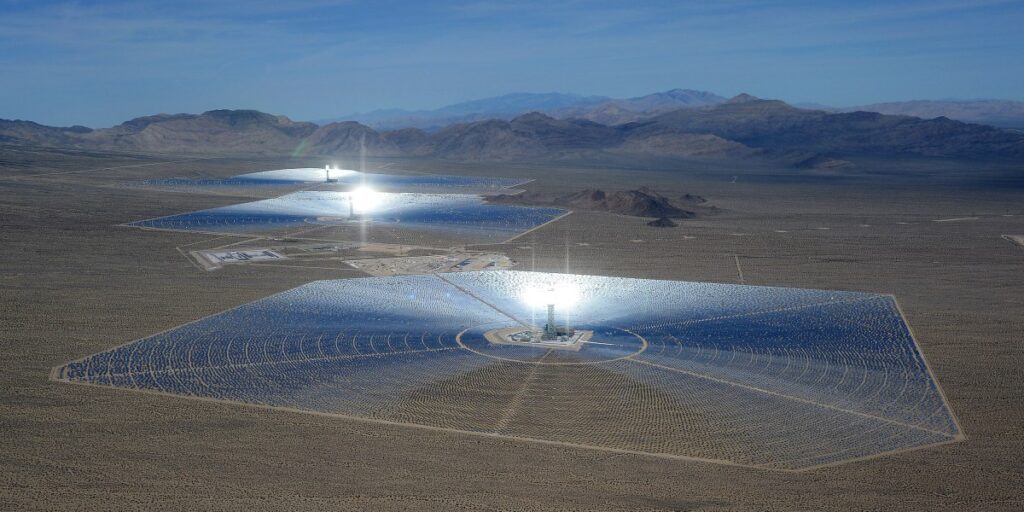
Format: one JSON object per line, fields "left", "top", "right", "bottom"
{"left": 2, "top": 147, "right": 1023, "bottom": 510}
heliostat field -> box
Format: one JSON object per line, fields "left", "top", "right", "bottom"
{"left": 137, "top": 167, "right": 529, "bottom": 191}
{"left": 54, "top": 271, "right": 962, "bottom": 471}
{"left": 126, "top": 190, "right": 568, "bottom": 244}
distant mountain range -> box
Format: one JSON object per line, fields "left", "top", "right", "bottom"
{"left": 0, "top": 110, "right": 320, "bottom": 155}
{"left": 319, "top": 89, "right": 727, "bottom": 130}
{"left": 3, "top": 94, "right": 1023, "bottom": 168}
{"left": 841, "top": 100, "right": 1024, "bottom": 130}
{"left": 321, "top": 90, "right": 1024, "bottom": 132}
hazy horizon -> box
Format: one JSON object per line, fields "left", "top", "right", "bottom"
{"left": 3, "top": 0, "right": 1024, "bottom": 127}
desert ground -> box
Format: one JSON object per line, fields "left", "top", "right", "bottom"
{"left": 2, "top": 146, "right": 1023, "bottom": 510}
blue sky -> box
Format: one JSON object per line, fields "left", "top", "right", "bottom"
{"left": 2, "top": 0, "right": 1023, "bottom": 127}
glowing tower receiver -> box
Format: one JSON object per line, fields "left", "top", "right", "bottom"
{"left": 325, "top": 165, "right": 359, "bottom": 183}
{"left": 487, "top": 284, "right": 591, "bottom": 349}
{"left": 524, "top": 286, "right": 577, "bottom": 340}
{"left": 347, "top": 186, "right": 382, "bottom": 217}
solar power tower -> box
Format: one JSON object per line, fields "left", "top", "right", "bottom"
{"left": 541, "top": 297, "right": 574, "bottom": 341}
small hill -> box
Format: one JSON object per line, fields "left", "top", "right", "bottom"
{"left": 0, "top": 119, "right": 91, "bottom": 146}
{"left": 75, "top": 110, "right": 319, "bottom": 154}
{"left": 679, "top": 193, "right": 707, "bottom": 204}
{"left": 488, "top": 187, "right": 697, "bottom": 219}
{"left": 647, "top": 217, "right": 678, "bottom": 228}
{"left": 569, "top": 189, "right": 696, "bottom": 219}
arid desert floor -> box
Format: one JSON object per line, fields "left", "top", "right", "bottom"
{"left": 2, "top": 147, "right": 1023, "bottom": 510}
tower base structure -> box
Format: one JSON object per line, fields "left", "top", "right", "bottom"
{"left": 485, "top": 326, "right": 593, "bottom": 352}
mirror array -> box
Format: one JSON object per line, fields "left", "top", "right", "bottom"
{"left": 127, "top": 191, "right": 566, "bottom": 244}
{"left": 55, "top": 271, "right": 961, "bottom": 471}
{"left": 137, "top": 167, "right": 529, "bottom": 192}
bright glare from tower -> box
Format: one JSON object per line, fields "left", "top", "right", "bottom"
{"left": 325, "top": 164, "right": 357, "bottom": 181}
{"left": 522, "top": 284, "right": 580, "bottom": 308}
{"left": 349, "top": 186, "right": 384, "bottom": 214}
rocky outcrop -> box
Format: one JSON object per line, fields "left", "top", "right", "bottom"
{"left": 488, "top": 187, "right": 698, "bottom": 219}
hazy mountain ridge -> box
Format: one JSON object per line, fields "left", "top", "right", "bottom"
{"left": 321, "top": 92, "right": 610, "bottom": 130}
{"left": 404, "top": 111, "right": 766, "bottom": 162}
{"left": 843, "top": 100, "right": 1024, "bottom": 130}
{"left": 3, "top": 95, "right": 1024, "bottom": 166}
{"left": 626, "top": 97, "right": 1024, "bottom": 159}
{"left": 20, "top": 110, "right": 322, "bottom": 155}
{"left": 321, "top": 89, "right": 725, "bottom": 130}
{"left": 553, "top": 89, "right": 727, "bottom": 125}
{"left": 1, "top": 110, "right": 385, "bottom": 156}
{"left": 0, "top": 119, "right": 92, "bottom": 146}
{"left": 320, "top": 91, "right": 1024, "bottom": 133}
